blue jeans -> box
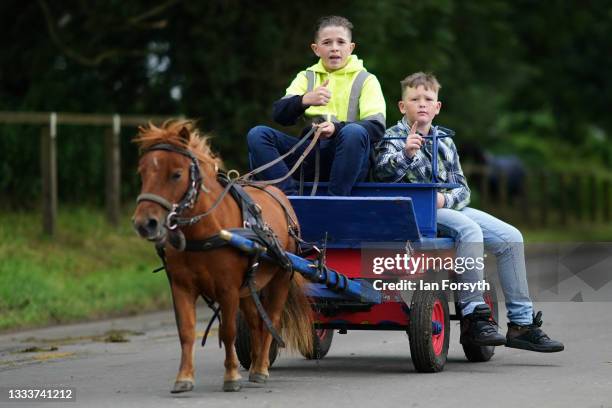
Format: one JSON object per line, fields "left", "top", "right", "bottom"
{"left": 246, "top": 124, "right": 371, "bottom": 196}
{"left": 437, "top": 207, "right": 533, "bottom": 325}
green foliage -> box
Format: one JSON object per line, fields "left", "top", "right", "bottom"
{"left": 0, "top": 208, "right": 169, "bottom": 330}
{"left": 1, "top": 0, "right": 611, "bottom": 206}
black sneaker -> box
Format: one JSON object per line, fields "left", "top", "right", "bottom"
{"left": 460, "top": 304, "right": 506, "bottom": 346}
{"left": 506, "top": 311, "right": 564, "bottom": 353}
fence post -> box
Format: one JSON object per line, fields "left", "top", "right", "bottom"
{"left": 502, "top": 170, "right": 510, "bottom": 220}
{"left": 589, "top": 174, "right": 597, "bottom": 224}
{"left": 520, "top": 170, "right": 531, "bottom": 226}
{"left": 560, "top": 173, "right": 570, "bottom": 226}
{"left": 604, "top": 179, "right": 611, "bottom": 223}
{"left": 105, "top": 114, "right": 121, "bottom": 226}
{"left": 575, "top": 173, "right": 589, "bottom": 225}
{"left": 41, "top": 113, "right": 58, "bottom": 236}
{"left": 479, "top": 166, "right": 489, "bottom": 211}
{"left": 539, "top": 172, "right": 549, "bottom": 228}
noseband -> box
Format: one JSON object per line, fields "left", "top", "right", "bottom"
{"left": 136, "top": 143, "right": 204, "bottom": 230}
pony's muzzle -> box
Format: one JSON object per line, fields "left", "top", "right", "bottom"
{"left": 133, "top": 215, "right": 165, "bottom": 241}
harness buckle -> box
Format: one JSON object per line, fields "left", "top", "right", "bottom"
{"left": 405, "top": 240, "right": 414, "bottom": 258}
{"left": 227, "top": 169, "right": 240, "bottom": 181}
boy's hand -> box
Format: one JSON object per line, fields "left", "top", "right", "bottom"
{"left": 404, "top": 121, "right": 423, "bottom": 158}
{"left": 315, "top": 121, "right": 335, "bottom": 139}
{"left": 302, "top": 79, "right": 331, "bottom": 107}
{"left": 436, "top": 192, "right": 445, "bottom": 209}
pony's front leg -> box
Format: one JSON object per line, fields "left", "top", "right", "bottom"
{"left": 169, "top": 283, "right": 198, "bottom": 394}
{"left": 250, "top": 272, "right": 291, "bottom": 383}
{"left": 218, "top": 291, "right": 242, "bottom": 392}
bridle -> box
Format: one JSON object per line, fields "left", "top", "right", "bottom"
{"left": 136, "top": 143, "right": 206, "bottom": 230}
{"left": 136, "top": 141, "right": 304, "bottom": 239}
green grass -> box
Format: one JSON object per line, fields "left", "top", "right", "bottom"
{"left": 523, "top": 224, "right": 612, "bottom": 242}
{"left": 0, "top": 207, "right": 170, "bottom": 331}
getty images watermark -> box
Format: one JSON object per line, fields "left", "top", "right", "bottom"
{"left": 370, "top": 251, "right": 489, "bottom": 292}
{"left": 358, "top": 242, "right": 612, "bottom": 302}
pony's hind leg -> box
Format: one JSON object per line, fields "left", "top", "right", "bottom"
{"left": 169, "top": 284, "right": 198, "bottom": 393}
{"left": 240, "top": 296, "right": 263, "bottom": 377}
{"left": 218, "top": 290, "right": 242, "bottom": 392}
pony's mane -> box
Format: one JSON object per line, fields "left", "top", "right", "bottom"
{"left": 134, "top": 119, "right": 223, "bottom": 169}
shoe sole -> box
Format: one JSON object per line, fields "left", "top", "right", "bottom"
{"left": 505, "top": 340, "right": 564, "bottom": 353}
{"left": 460, "top": 337, "right": 506, "bottom": 347}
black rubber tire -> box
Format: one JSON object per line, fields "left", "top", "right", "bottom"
{"left": 235, "top": 312, "right": 279, "bottom": 370}
{"left": 408, "top": 290, "right": 450, "bottom": 373}
{"left": 461, "top": 281, "right": 499, "bottom": 362}
{"left": 301, "top": 328, "right": 334, "bottom": 360}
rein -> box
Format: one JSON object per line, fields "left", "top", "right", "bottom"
{"left": 137, "top": 124, "right": 319, "bottom": 229}
{"left": 240, "top": 125, "right": 321, "bottom": 187}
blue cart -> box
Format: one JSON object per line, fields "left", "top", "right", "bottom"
{"left": 230, "top": 136, "right": 498, "bottom": 371}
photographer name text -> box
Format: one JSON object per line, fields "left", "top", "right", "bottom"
{"left": 372, "top": 279, "right": 490, "bottom": 292}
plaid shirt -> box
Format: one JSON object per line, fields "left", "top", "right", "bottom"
{"left": 374, "top": 118, "right": 471, "bottom": 210}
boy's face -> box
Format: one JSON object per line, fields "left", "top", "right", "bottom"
{"left": 399, "top": 85, "right": 442, "bottom": 127}
{"left": 311, "top": 26, "right": 355, "bottom": 71}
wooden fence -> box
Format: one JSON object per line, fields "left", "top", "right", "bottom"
{"left": 0, "top": 111, "right": 171, "bottom": 236}
{"left": 463, "top": 164, "right": 612, "bottom": 228}
{"left": 2, "top": 111, "right": 610, "bottom": 236}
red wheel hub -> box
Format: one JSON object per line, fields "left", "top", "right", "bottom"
{"left": 315, "top": 329, "right": 327, "bottom": 340}
{"left": 431, "top": 299, "right": 445, "bottom": 355}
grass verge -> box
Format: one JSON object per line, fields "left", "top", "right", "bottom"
{"left": 0, "top": 207, "right": 170, "bottom": 331}
{"left": 523, "top": 224, "right": 612, "bottom": 242}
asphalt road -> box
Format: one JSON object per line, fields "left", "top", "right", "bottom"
{"left": 1, "top": 301, "right": 611, "bottom": 408}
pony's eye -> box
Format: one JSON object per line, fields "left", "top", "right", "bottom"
{"left": 171, "top": 171, "right": 182, "bottom": 180}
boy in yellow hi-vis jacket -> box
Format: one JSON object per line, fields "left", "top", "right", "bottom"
{"left": 247, "top": 15, "right": 386, "bottom": 195}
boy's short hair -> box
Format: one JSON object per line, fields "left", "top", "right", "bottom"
{"left": 315, "top": 16, "right": 353, "bottom": 41}
{"left": 400, "top": 72, "right": 441, "bottom": 98}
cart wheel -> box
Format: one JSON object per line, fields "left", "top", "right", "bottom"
{"left": 462, "top": 281, "right": 499, "bottom": 362}
{"left": 301, "top": 327, "right": 334, "bottom": 360}
{"left": 408, "top": 290, "right": 450, "bottom": 373}
{"left": 235, "top": 312, "right": 279, "bottom": 370}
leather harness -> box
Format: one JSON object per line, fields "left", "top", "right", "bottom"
{"left": 137, "top": 143, "right": 298, "bottom": 348}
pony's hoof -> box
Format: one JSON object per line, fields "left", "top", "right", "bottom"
{"left": 222, "top": 380, "right": 242, "bottom": 392}
{"left": 249, "top": 372, "right": 269, "bottom": 384}
{"left": 171, "top": 380, "right": 194, "bottom": 394}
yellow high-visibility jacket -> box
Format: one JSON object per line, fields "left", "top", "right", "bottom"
{"left": 272, "top": 55, "right": 386, "bottom": 142}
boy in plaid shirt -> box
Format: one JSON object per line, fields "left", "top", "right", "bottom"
{"left": 375, "top": 72, "right": 563, "bottom": 353}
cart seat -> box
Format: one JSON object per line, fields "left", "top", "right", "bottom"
{"left": 289, "top": 196, "right": 420, "bottom": 248}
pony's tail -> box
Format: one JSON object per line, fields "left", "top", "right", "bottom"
{"left": 280, "top": 274, "right": 314, "bottom": 355}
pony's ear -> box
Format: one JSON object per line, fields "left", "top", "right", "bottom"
{"left": 178, "top": 126, "right": 190, "bottom": 144}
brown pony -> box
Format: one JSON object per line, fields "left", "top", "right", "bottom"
{"left": 132, "top": 120, "right": 312, "bottom": 393}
